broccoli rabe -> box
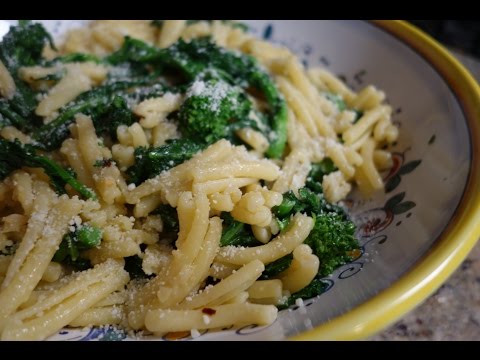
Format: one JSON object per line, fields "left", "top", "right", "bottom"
{"left": 53, "top": 224, "right": 102, "bottom": 271}
{"left": 153, "top": 204, "right": 180, "bottom": 235}
{"left": 127, "top": 139, "right": 204, "bottom": 185}
{"left": 0, "top": 20, "right": 54, "bottom": 130}
{"left": 124, "top": 255, "right": 152, "bottom": 280}
{"left": 308, "top": 158, "right": 337, "bottom": 183}
{"left": 220, "top": 213, "right": 262, "bottom": 247}
{"left": 41, "top": 53, "right": 102, "bottom": 67}
{"left": 0, "top": 139, "right": 96, "bottom": 199}
{"left": 307, "top": 212, "right": 357, "bottom": 276}
{"left": 270, "top": 181, "right": 355, "bottom": 306}
{"left": 259, "top": 254, "right": 293, "bottom": 280}
{"left": 277, "top": 276, "right": 330, "bottom": 310}
{"left": 33, "top": 78, "right": 160, "bottom": 150}
{"left": 179, "top": 78, "right": 252, "bottom": 144}
{"left": 158, "top": 38, "right": 288, "bottom": 157}
{"left": 106, "top": 37, "right": 166, "bottom": 78}
{"left": 273, "top": 182, "right": 358, "bottom": 277}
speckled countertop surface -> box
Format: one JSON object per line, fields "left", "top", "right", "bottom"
{"left": 371, "top": 243, "right": 480, "bottom": 340}
{"left": 371, "top": 49, "right": 480, "bottom": 341}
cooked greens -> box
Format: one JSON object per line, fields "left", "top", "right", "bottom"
{"left": 0, "top": 20, "right": 54, "bottom": 131}
{"left": 273, "top": 183, "right": 358, "bottom": 277}
{"left": 53, "top": 224, "right": 102, "bottom": 270}
{"left": 0, "top": 139, "right": 96, "bottom": 199}
{"left": 220, "top": 213, "right": 262, "bottom": 247}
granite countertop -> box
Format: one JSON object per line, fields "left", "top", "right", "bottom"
{"left": 371, "top": 242, "right": 480, "bottom": 340}
{"left": 371, "top": 49, "right": 480, "bottom": 341}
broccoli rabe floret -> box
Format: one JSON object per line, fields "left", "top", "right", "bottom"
{"left": 46, "top": 37, "right": 287, "bottom": 158}
{"left": 105, "top": 36, "right": 168, "bottom": 78}
{"left": 179, "top": 78, "right": 252, "bottom": 143}
{"left": 0, "top": 139, "right": 96, "bottom": 199}
{"left": 272, "top": 180, "right": 358, "bottom": 277}
{"left": 159, "top": 38, "right": 288, "bottom": 157}
{"left": 42, "top": 53, "right": 102, "bottom": 67}
{"left": 306, "top": 212, "right": 357, "bottom": 277}
{"left": 272, "top": 179, "right": 357, "bottom": 307}
{"left": 94, "top": 95, "right": 135, "bottom": 140}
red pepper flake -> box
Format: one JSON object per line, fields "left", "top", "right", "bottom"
{"left": 202, "top": 308, "right": 216, "bottom": 315}
{"left": 164, "top": 331, "right": 191, "bottom": 340}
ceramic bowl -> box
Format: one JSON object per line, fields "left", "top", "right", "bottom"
{"left": 3, "top": 20, "right": 480, "bottom": 341}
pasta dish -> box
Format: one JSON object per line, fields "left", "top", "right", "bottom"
{"left": 0, "top": 20, "right": 398, "bottom": 340}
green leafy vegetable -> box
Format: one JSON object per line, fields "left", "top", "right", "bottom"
{"left": 124, "top": 255, "right": 152, "bottom": 280}
{"left": 353, "top": 110, "right": 363, "bottom": 123}
{"left": 127, "top": 139, "right": 204, "bottom": 185}
{"left": 306, "top": 212, "right": 357, "bottom": 276}
{"left": 0, "top": 139, "right": 96, "bottom": 199}
{"left": 308, "top": 158, "right": 337, "bottom": 183}
{"left": 33, "top": 79, "right": 157, "bottom": 149}
{"left": 260, "top": 254, "right": 293, "bottom": 280}
{"left": 178, "top": 78, "right": 252, "bottom": 144}
{"left": 157, "top": 38, "right": 288, "bottom": 157}
{"left": 153, "top": 204, "right": 180, "bottom": 235}
{"left": 94, "top": 95, "right": 135, "bottom": 139}
{"left": 277, "top": 276, "right": 329, "bottom": 310}
{"left": 220, "top": 213, "right": 262, "bottom": 247}
{"left": 53, "top": 224, "right": 102, "bottom": 270}
{"left": 0, "top": 20, "right": 54, "bottom": 130}
{"left": 44, "top": 53, "right": 102, "bottom": 66}
{"left": 106, "top": 36, "right": 160, "bottom": 65}
{"left": 273, "top": 182, "right": 358, "bottom": 277}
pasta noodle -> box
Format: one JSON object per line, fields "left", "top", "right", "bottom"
{"left": 0, "top": 60, "right": 15, "bottom": 99}
{"left": 216, "top": 214, "right": 314, "bottom": 265}
{"left": 0, "top": 20, "right": 400, "bottom": 340}
{"left": 145, "top": 303, "right": 278, "bottom": 334}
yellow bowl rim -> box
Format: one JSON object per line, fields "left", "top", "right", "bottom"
{"left": 292, "top": 20, "right": 480, "bottom": 341}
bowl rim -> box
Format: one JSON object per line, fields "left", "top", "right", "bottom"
{"left": 292, "top": 20, "right": 480, "bottom": 341}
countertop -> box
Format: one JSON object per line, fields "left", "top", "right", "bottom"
{"left": 371, "top": 49, "right": 480, "bottom": 341}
